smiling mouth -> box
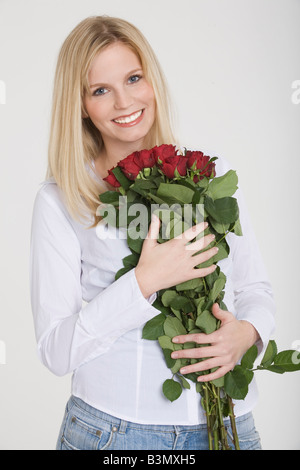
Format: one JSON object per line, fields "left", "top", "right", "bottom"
{"left": 113, "top": 109, "right": 144, "bottom": 125}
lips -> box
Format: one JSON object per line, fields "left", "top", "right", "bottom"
{"left": 112, "top": 109, "right": 144, "bottom": 127}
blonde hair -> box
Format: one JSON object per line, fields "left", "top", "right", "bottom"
{"left": 46, "top": 15, "right": 177, "bottom": 226}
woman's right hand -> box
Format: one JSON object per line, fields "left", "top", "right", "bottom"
{"left": 135, "top": 214, "right": 218, "bottom": 298}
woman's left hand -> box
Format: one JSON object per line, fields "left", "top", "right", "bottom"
{"left": 171, "top": 303, "right": 259, "bottom": 382}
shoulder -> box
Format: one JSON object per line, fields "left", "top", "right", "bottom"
{"left": 32, "top": 178, "right": 73, "bottom": 225}
{"left": 214, "top": 155, "right": 233, "bottom": 177}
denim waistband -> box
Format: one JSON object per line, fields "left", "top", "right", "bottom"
{"left": 70, "top": 396, "right": 210, "bottom": 433}
{"left": 69, "top": 395, "right": 251, "bottom": 434}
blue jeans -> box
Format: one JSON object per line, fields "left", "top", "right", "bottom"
{"left": 56, "top": 396, "right": 261, "bottom": 450}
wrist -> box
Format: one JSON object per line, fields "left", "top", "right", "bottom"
{"left": 240, "top": 320, "right": 260, "bottom": 348}
{"left": 134, "top": 266, "right": 154, "bottom": 299}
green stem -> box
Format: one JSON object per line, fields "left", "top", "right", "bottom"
{"left": 228, "top": 396, "right": 240, "bottom": 450}
{"left": 203, "top": 386, "right": 213, "bottom": 450}
{"left": 202, "top": 277, "right": 208, "bottom": 296}
{"left": 214, "top": 386, "right": 230, "bottom": 450}
{"left": 213, "top": 428, "right": 219, "bottom": 450}
{"left": 216, "top": 226, "right": 235, "bottom": 246}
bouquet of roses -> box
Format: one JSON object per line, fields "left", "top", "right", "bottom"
{"left": 98, "top": 144, "right": 300, "bottom": 450}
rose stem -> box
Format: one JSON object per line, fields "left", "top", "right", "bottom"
{"left": 203, "top": 386, "right": 213, "bottom": 450}
{"left": 215, "top": 385, "right": 230, "bottom": 449}
{"left": 228, "top": 396, "right": 240, "bottom": 450}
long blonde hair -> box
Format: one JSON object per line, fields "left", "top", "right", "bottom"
{"left": 47, "top": 15, "right": 177, "bottom": 226}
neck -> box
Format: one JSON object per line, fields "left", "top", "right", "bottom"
{"left": 96, "top": 137, "right": 150, "bottom": 178}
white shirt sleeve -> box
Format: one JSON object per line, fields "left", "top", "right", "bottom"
{"left": 30, "top": 186, "right": 159, "bottom": 376}
{"left": 229, "top": 185, "right": 276, "bottom": 355}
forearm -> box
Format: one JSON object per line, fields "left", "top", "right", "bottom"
{"left": 35, "top": 268, "right": 158, "bottom": 376}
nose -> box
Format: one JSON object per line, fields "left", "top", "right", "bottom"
{"left": 113, "top": 87, "right": 133, "bottom": 110}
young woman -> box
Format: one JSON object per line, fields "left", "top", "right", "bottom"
{"left": 30, "top": 16, "right": 275, "bottom": 450}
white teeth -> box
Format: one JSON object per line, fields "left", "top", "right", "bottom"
{"left": 114, "top": 110, "right": 143, "bottom": 124}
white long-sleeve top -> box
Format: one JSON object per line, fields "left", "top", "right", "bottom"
{"left": 30, "top": 156, "right": 275, "bottom": 425}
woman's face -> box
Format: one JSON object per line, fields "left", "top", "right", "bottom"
{"left": 84, "top": 42, "right": 156, "bottom": 155}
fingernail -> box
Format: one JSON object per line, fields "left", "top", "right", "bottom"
{"left": 180, "top": 367, "right": 187, "bottom": 374}
{"left": 172, "top": 337, "right": 179, "bottom": 343}
{"left": 171, "top": 352, "right": 178, "bottom": 358}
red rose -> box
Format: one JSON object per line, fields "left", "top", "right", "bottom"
{"left": 118, "top": 151, "right": 142, "bottom": 180}
{"left": 159, "top": 154, "right": 188, "bottom": 178}
{"left": 103, "top": 168, "right": 121, "bottom": 187}
{"left": 203, "top": 160, "right": 216, "bottom": 179}
{"left": 152, "top": 145, "right": 189, "bottom": 178}
{"left": 138, "top": 149, "right": 156, "bottom": 168}
{"left": 186, "top": 150, "right": 205, "bottom": 169}
{"left": 152, "top": 144, "right": 178, "bottom": 162}
{"left": 186, "top": 150, "right": 216, "bottom": 181}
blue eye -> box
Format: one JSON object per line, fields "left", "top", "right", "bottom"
{"left": 128, "top": 74, "right": 142, "bottom": 83}
{"left": 93, "top": 87, "right": 108, "bottom": 96}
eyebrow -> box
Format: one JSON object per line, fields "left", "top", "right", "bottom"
{"left": 89, "top": 68, "right": 143, "bottom": 89}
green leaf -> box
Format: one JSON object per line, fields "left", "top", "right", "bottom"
{"left": 241, "top": 344, "right": 258, "bottom": 369}
{"left": 171, "top": 308, "right": 182, "bottom": 321}
{"left": 165, "top": 218, "right": 190, "bottom": 239}
{"left": 208, "top": 273, "right": 226, "bottom": 302}
{"left": 192, "top": 187, "right": 205, "bottom": 205}
{"left": 169, "top": 295, "right": 192, "bottom": 312}
{"left": 175, "top": 278, "right": 203, "bottom": 291}
{"left": 132, "top": 179, "right": 157, "bottom": 190}
{"left": 152, "top": 298, "right": 171, "bottom": 316}
{"left": 183, "top": 341, "right": 196, "bottom": 349}
{"left": 209, "top": 218, "right": 230, "bottom": 234}
{"left": 147, "top": 192, "right": 168, "bottom": 205}
{"left": 210, "top": 369, "right": 225, "bottom": 388}
{"left": 162, "top": 349, "right": 176, "bottom": 369}
{"left": 164, "top": 316, "right": 187, "bottom": 337}
{"left": 224, "top": 367, "right": 249, "bottom": 400}
{"left": 205, "top": 196, "right": 239, "bottom": 224}
{"left": 157, "top": 183, "right": 195, "bottom": 204}
{"left": 232, "top": 218, "right": 243, "bottom": 236}
{"left": 99, "top": 191, "right": 120, "bottom": 205}
{"left": 263, "top": 364, "right": 285, "bottom": 374}
{"left": 241, "top": 366, "right": 254, "bottom": 385}
{"left": 142, "top": 313, "right": 166, "bottom": 340}
{"left": 260, "top": 340, "right": 278, "bottom": 368}
{"left": 162, "top": 379, "right": 182, "bottom": 402}
{"left": 122, "top": 253, "right": 139, "bottom": 268}
{"left": 196, "top": 297, "right": 206, "bottom": 315}
{"left": 273, "top": 350, "right": 300, "bottom": 372}
{"left": 171, "top": 359, "right": 182, "bottom": 374}
{"left": 125, "top": 189, "right": 140, "bottom": 203}
{"left": 177, "top": 375, "right": 191, "bottom": 389}
{"left": 153, "top": 207, "right": 182, "bottom": 226}
{"left": 195, "top": 310, "right": 217, "bottom": 334}
{"left": 114, "top": 266, "right": 132, "bottom": 280}
{"left": 161, "top": 290, "right": 178, "bottom": 307}
{"left": 207, "top": 170, "right": 238, "bottom": 199}
{"left": 158, "top": 335, "right": 176, "bottom": 350}
{"left": 112, "top": 166, "right": 132, "bottom": 190}
{"left": 127, "top": 232, "right": 144, "bottom": 254}
{"left": 213, "top": 240, "right": 230, "bottom": 263}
